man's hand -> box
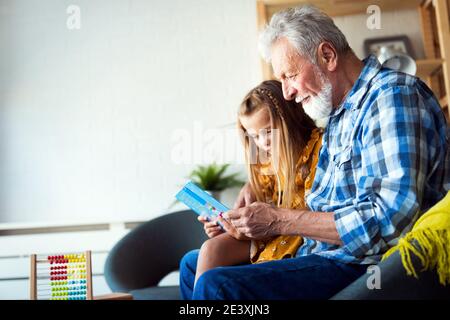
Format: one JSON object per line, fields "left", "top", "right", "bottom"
{"left": 233, "top": 182, "right": 256, "bottom": 209}
{"left": 217, "top": 216, "right": 251, "bottom": 241}
{"left": 223, "top": 202, "right": 280, "bottom": 240}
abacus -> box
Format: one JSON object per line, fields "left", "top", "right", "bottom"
{"left": 30, "top": 251, "right": 93, "bottom": 300}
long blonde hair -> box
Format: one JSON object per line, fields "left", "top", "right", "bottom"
{"left": 238, "top": 80, "right": 316, "bottom": 208}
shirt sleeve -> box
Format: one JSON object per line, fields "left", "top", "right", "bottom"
{"left": 333, "top": 85, "right": 437, "bottom": 257}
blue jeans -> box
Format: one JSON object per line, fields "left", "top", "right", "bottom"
{"left": 179, "top": 249, "right": 368, "bottom": 300}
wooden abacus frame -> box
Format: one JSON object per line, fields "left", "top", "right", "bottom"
{"left": 30, "top": 250, "right": 93, "bottom": 300}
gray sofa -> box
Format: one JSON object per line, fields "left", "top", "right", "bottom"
{"left": 104, "top": 210, "right": 450, "bottom": 300}
{"left": 104, "top": 210, "right": 206, "bottom": 299}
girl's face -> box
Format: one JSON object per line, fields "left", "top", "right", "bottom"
{"left": 239, "top": 107, "right": 272, "bottom": 155}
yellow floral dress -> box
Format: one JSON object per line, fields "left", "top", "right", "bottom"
{"left": 250, "top": 128, "right": 323, "bottom": 263}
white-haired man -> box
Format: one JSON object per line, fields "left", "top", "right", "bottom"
{"left": 179, "top": 5, "right": 449, "bottom": 299}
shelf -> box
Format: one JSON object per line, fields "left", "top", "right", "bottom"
{"left": 415, "top": 58, "right": 444, "bottom": 80}
{"left": 259, "top": 0, "right": 423, "bottom": 18}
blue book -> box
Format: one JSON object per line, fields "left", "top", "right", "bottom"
{"left": 175, "top": 181, "right": 229, "bottom": 225}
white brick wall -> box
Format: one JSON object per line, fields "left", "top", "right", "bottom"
{"left": 0, "top": 252, "right": 112, "bottom": 300}
{"left": 0, "top": 223, "right": 184, "bottom": 300}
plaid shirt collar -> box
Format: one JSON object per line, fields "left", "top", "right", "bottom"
{"left": 330, "top": 54, "right": 381, "bottom": 118}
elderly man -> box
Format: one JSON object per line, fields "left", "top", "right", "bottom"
{"left": 179, "top": 5, "right": 449, "bottom": 299}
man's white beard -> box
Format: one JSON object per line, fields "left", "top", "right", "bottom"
{"left": 302, "top": 77, "right": 333, "bottom": 129}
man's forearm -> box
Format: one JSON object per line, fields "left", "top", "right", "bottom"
{"left": 273, "top": 208, "right": 342, "bottom": 245}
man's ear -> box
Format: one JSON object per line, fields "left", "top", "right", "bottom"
{"left": 317, "top": 42, "right": 337, "bottom": 72}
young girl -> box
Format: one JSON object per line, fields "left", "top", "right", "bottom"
{"left": 195, "top": 80, "right": 322, "bottom": 285}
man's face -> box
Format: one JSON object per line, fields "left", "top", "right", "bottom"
{"left": 271, "top": 37, "right": 333, "bottom": 127}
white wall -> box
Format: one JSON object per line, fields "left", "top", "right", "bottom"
{"left": 0, "top": 0, "right": 259, "bottom": 224}
{"left": 334, "top": 9, "right": 424, "bottom": 59}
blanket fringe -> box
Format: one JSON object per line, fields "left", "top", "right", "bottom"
{"left": 383, "top": 228, "right": 450, "bottom": 285}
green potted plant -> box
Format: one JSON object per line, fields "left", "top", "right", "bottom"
{"left": 188, "top": 163, "right": 245, "bottom": 201}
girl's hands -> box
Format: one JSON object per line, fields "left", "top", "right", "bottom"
{"left": 198, "top": 214, "right": 251, "bottom": 241}
{"left": 197, "top": 215, "right": 224, "bottom": 238}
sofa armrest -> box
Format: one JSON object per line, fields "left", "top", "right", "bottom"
{"left": 331, "top": 251, "right": 450, "bottom": 300}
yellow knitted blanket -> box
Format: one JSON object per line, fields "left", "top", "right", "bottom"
{"left": 382, "top": 191, "right": 450, "bottom": 285}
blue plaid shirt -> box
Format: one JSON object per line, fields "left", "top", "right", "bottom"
{"left": 299, "top": 55, "right": 450, "bottom": 264}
